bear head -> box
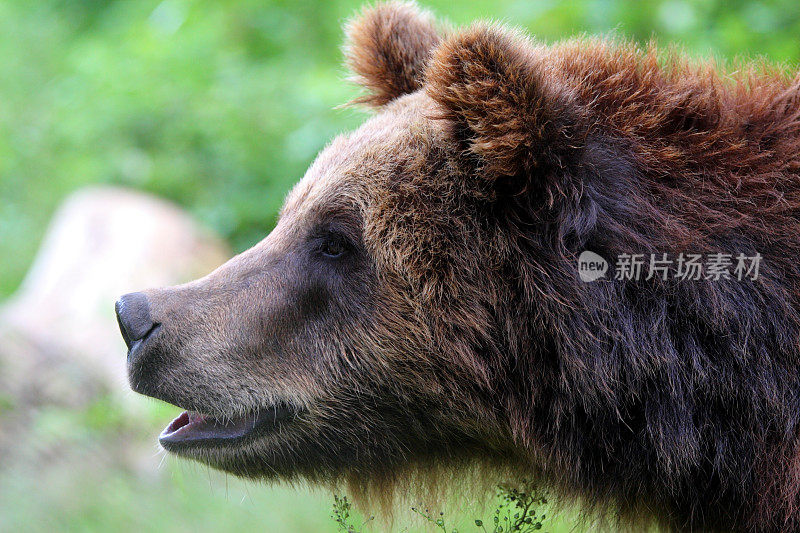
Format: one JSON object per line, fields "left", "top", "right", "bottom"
{"left": 117, "top": 0, "right": 595, "bottom": 495}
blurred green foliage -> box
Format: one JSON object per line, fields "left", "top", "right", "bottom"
{"left": 1, "top": 0, "right": 799, "bottom": 298}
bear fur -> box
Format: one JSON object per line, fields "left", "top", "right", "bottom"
{"left": 121, "top": 3, "right": 800, "bottom": 531}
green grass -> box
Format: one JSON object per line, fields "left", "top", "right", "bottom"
{"left": 0, "top": 395, "right": 337, "bottom": 532}
{"left": 0, "top": 454, "right": 339, "bottom": 532}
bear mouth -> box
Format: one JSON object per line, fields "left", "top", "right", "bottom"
{"left": 159, "top": 403, "right": 298, "bottom": 447}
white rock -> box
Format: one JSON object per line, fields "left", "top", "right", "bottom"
{"left": 0, "top": 186, "right": 230, "bottom": 406}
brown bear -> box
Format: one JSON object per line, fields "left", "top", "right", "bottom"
{"left": 115, "top": 2, "right": 800, "bottom": 531}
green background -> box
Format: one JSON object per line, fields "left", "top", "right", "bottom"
{"left": 0, "top": 0, "right": 798, "bottom": 531}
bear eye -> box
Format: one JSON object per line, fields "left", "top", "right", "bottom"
{"left": 320, "top": 234, "right": 347, "bottom": 258}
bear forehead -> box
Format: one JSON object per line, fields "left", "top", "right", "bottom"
{"left": 280, "top": 91, "right": 446, "bottom": 223}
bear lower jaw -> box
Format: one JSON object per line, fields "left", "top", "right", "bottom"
{"left": 158, "top": 403, "right": 299, "bottom": 448}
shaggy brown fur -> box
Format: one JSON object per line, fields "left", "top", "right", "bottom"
{"left": 345, "top": 1, "right": 441, "bottom": 107}
{"left": 118, "top": 3, "right": 800, "bottom": 531}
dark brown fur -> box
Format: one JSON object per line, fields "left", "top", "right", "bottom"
{"left": 122, "top": 3, "right": 800, "bottom": 531}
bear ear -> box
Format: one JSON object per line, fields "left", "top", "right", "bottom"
{"left": 344, "top": 1, "right": 442, "bottom": 107}
{"left": 426, "top": 24, "right": 583, "bottom": 183}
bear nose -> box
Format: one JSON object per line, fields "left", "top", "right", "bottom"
{"left": 115, "top": 292, "right": 157, "bottom": 353}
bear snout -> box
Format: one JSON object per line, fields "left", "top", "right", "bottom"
{"left": 115, "top": 291, "right": 160, "bottom": 360}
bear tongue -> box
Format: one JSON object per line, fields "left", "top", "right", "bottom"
{"left": 158, "top": 405, "right": 298, "bottom": 446}
{"left": 161, "top": 410, "right": 205, "bottom": 436}
{"left": 159, "top": 410, "right": 255, "bottom": 444}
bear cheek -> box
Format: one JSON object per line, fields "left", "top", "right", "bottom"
{"left": 219, "top": 257, "right": 343, "bottom": 386}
